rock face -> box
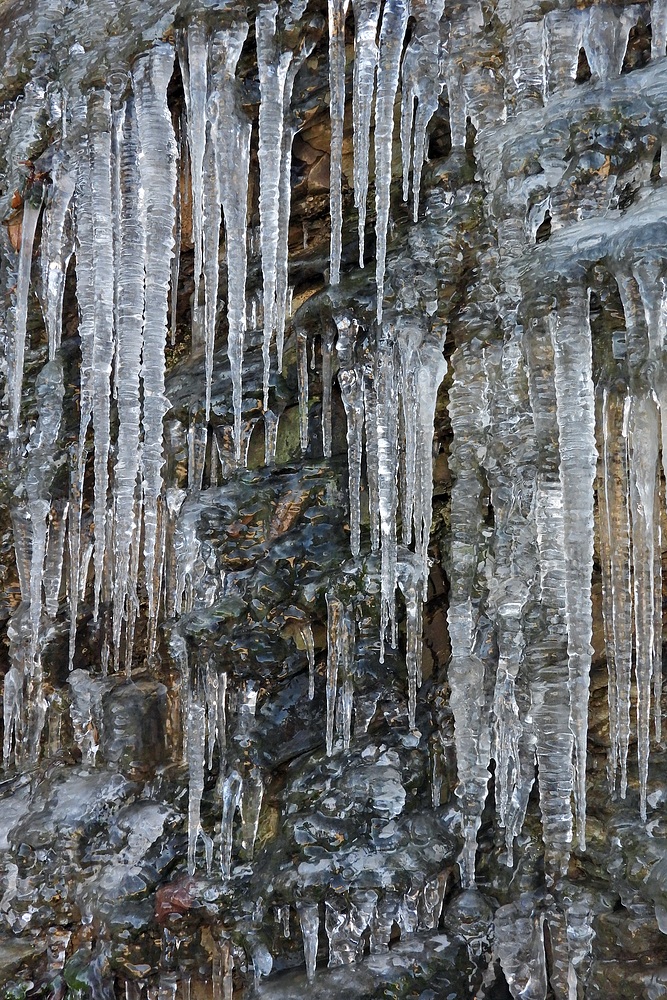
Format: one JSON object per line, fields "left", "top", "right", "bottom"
{"left": 0, "top": 0, "right": 667, "bottom": 997}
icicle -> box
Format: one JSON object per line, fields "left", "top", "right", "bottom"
{"left": 85, "top": 91, "right": 115, "bottom": 624}
{"left": 599, "top": 389, "right": 633, "bottom": 797}
{"left": 112, "top": 96, "right": 145, "bottom": 665}
{"left": 321, "top": 322, "right": 335, "bottom": 457}
{"left": 210, "top": 23, "right": 252, "bottom": 465}
{"left": 550, "top": 287, "right": 597, "bottom": 852}
{"left": 362, "top": 342, "right": 381, "bottom": 551}
{"left": 325, "top": 593, "right": 342, "bottom": 756}
{"left": 3, "top": 667, "right": 22, "bottom": 766}
{"left": 397, "top": 554, "right": 424, "bottom": 731}
{"left": 257, "top": 7, "right": 317, "bottom": 403}
{"left": 264, "top": 408, "right": 280, "bottom": 466}
{"left": 351, "top": 0, "right": 381, "bottom": 266}
{"left": 297, "top": 901, "right": 319, "bottom": 981}
{"left": 335, "top": 315, "right": 364, "bottom": 557}
{"left": 447, "top": 340, "right": 492, "bottom": 886}
{"left": 240, "top": 765, "right": 264, "bottom": 857}
{"left": 40, "top": 155, "right": 75, "bottom": 361}
{"left": 257, "top": 4, "right": 292, "bottom": 410}
{"left": 399, "top": 0, "right": 445, "bottom": 222}
{"left": 524, "top": 301, "right": 574, "bottom": 879}
{"left": 9, "top": 197, "right": 41, "bottom": 440}
{"left": 180, "top": 24, "right": 208, "bottom": 328}
{"left": 628, "top": 392, "right": 660, "bottom": 821}
{"left": 328, "top": 0, "right": 350, "bottom": 284}
{"left": 187, "top": 661, "right": 207, "bottom": 875}
{"left": 221, "top": 769, "right": 243, "bottom": 877}
{"left": 297, "top": 326, "right": 310, "bottom": 453}
{"left": 370, "top": 894, "right": 398, "bottom": 952}
{"left": 202, "top": 121, "right": 221, "bottom": 423}
{"left": 44, "top": 503, "right": 68, "bottom": 618}
{"left": 301, "top": 622, "right": 316, "bottom": 699}
{"left": 376, "top": 326, "right": 399, "bottom": 654}
{"left": 133, "top": 45, "right": 178, "bottom": 656}
{"left": 374, "top": 0, "right": 409, "bottom": 324}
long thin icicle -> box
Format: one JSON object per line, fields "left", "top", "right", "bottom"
{"left": 328, "top": 0, "right": 350, "bottom": 284}
{"left": 351, "top": 0, "right": 381, "bottom": 267}
{"left": 211, "top": 23, "right": 252, "bottom": 464}
{"left": 374, "top": 0, "right": 409, "bottom": 324}
{"left": 9, "top": 199, "right": 42, "bottom": 441}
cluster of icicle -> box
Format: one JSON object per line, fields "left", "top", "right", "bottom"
{"left": 446, "top": 0, "right": 667, "bottom": 894}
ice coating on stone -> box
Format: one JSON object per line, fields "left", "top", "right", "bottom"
{"left": 400, "top": 0, "right": 444, "bottom": 223}
{"left": 133, "top": 44, "right": 178, "bottom": 656}
{"left": 296, "top": 901, "right": 319, "bottom": 981}
{"left": 373, "top": 0, "right": 408, "bottom": 324}
{"left": 551, "top": 286, "right": 597, "bottom": 851}
{"left": 112, "top": 96, "right": 145, "bottom": 669}
{"left": 328, "top": 0, "right": 349, "bottom": 285}
{"left": 351, "top": 0, "right": 380, "bottom": 267}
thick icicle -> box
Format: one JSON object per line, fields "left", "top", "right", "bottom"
{"left": 328, "top": 0, "right": 350, "bottom": 284}
{"left": 397, "top": 552, "right": 424, "bottom": 730}
{"left": 297, "top": 901, "right": 319, "bottom": 981}
{"left": 202, "top": 123, "right": 221, "bottom": 423}
{"left": 550, "top": 286, "right": 597, "bottom": 852}
{"left": 221, "top": 769, "right": 243, "bottom": 877}
{"left": 297, "top": 326, "right": 310, "bottom": 453}
{"left": 87, "top": 91, "right": 115, "bottom": 624}
{"left": 210, "top": 23, "right": 252, "bottom": 464}
{"left": 374, "top": 0, "right": 409, "bottom": 323}
{"left": 399, "top": 0, "right": 445, "bottom": 222}
{"left": 133, "top": 45, "right": 178, "bottom": 656}
{"left": 325, "top": 592, "right": 355, "bottom": 754}
{"left": 351, "top": 0, "right": 381, "bottom": 267}
{"left": 112, "top": 97, "right": 145, "bottom": 667}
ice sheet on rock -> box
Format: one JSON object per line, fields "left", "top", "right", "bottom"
{"left": 373, "top": 0, "right": 409, "bottom": 324}
{"left": 400, "top": 0, "right": 445, "bottom": 222}
{"left": 133, "top": 44, "right": 178, "bottom": 657}
{"left": 351, "top": 0, "right": 381, "bottom": 267}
